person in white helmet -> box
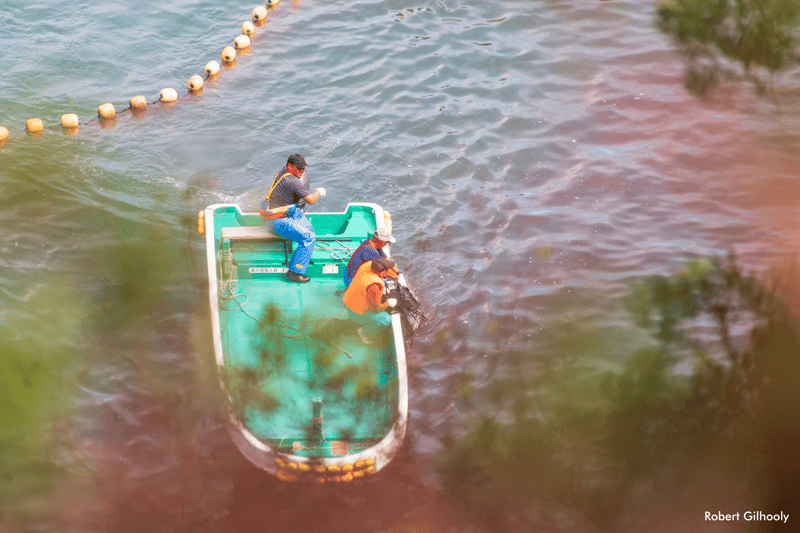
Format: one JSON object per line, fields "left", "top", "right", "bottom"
{"left": 343, "top": 226, "right": 396, "bottom": 289}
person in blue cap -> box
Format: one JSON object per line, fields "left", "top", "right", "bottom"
{"left": 343, "top": 226, "right": 396, "bottom": 289}
{"left": 259, "top": 154, "right": 326, "bottom": 283}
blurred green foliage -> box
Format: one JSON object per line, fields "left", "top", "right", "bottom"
{"left": 224, "top": 307, "right": 389, "bottom": 442}
{"left": 437, "top": 256, "right": 800, "bottom": 532}
{"left": 0, "top": 344, "right": 67, "bottom": 504}
{"left": 656, "top": 0, "right": 800, "bottom": 95}
{"left": 0, "top": 286, "right": 84, "bottom": 527}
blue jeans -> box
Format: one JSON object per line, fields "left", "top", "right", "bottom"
{"left": 269, "top": 207, "right": 316, "bottom": 274}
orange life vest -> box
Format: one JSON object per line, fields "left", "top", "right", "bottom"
{"left": 343, "top": 261, "right": 386, "bottom": 314}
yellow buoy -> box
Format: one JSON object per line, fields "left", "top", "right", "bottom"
{"left": 252, "top": 5, "right": 268, "bottom": 22}
{"left": 197, "top": 211, "right": 205, "bottom": 235}
{"left": 234, "top": 35, "right": 251, "bottom": 50}
{"left": 188, "top": 75, "right": 204, "bottom": 92}
{"left": 159, "top": 88, "right": 178, "bottom": 103}
{"left": 98, "top": 103, "right": 116, "bottom": 119}
{"left": 341, "top": 473, "right": 353, "bottom": 482}
{"left": 26, "top": 118, "right": 44, "bottom": 132}
{"left": 242, "top": 21, "right": 255, "bottom": 37}
{"left": 341, "top": 464, "right": 354, "bottom": 473}
{"left": 298, "top": 463, "right": 311, "bottom": 472}
{"left": 267, "top": 0, "right": 281, "bottom": 7}
{"left": 130, "top": 95, "right": 147, "bottom": 110}
{"left": 0, "top": 126, "right": 10, "bottom": 142}
{"left": 205, "top": 60, "right": 221, "bottom": 77}
{"left": 222, "top": 46, "right": 236, "bottom": 64}
{"left": 327, "top": 465, "right": 341, "bottom": 473}
{"left": 61, "top": 113, "right": 79, "bottom": 128}
{"left": 313, "top": 465, "right": 326, "bottom": 473}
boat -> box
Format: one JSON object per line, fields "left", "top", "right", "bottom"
{"left": 199, "top": 202, "right": 408, "bottom": 482}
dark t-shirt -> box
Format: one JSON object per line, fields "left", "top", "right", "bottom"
{"left": 267, "top": 168, "right": 311, "bottom": 209}
{"left": 346, "top": 240, "right": 387, "bottom": 280}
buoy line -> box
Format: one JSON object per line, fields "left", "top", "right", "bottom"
{"left": 0, "top": 1, "right": 283, "bottom": 145}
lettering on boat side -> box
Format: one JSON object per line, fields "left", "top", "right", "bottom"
{"left": 249, "top": 267, "right": 289, "bottom": 273}
{"left": 323, "top": 264, "right": 339, "bottom": 274}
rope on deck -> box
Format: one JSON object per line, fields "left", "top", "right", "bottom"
{"left": 314, "top": 240, "right": 360, "bottom": 262}
{"left": 218, "top": 277, "right": 303, "bottom": 339}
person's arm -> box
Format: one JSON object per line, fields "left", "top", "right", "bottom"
{"left": 366, "top": 282, "right": 389, "bottom": 312}
{"left": 303, "top": 187, "right": 326, "bottom": 205}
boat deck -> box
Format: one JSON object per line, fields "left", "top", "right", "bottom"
{"left": 212, "top": 205, "right": 399, "bottom": 458}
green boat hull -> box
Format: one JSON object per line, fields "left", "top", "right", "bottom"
{"left": 202, "top": 203, "right": 408, "bottom": 482}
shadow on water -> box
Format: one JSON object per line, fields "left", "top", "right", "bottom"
{"left": 434, "top": 255, "right": 800, "bottom": 533}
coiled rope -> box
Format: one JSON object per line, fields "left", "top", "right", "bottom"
{"left": 217, "top": 276, "right": 303, "bottom": 340}
{"left": 0, "top": 1, "right": 283, "bottom": 145}
{"left": 216, "top": 253, "right": 356, "bottom": 359}
{"left": 314, "top": 241, "right": 360, "bottom": 262}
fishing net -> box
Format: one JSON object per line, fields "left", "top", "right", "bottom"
{"left": 397, "top": 285, "right": 427, "bottom": 340}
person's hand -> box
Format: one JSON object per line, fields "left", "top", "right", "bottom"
{"left": 382, "top": 278, "right": 400, "bottom": 310}
{"left": 315, "top": 187, "right": 327, "bottom": 197}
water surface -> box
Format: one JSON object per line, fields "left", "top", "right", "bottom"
{"left": 2, "top": 0, "right": 799, "bottom": 531}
